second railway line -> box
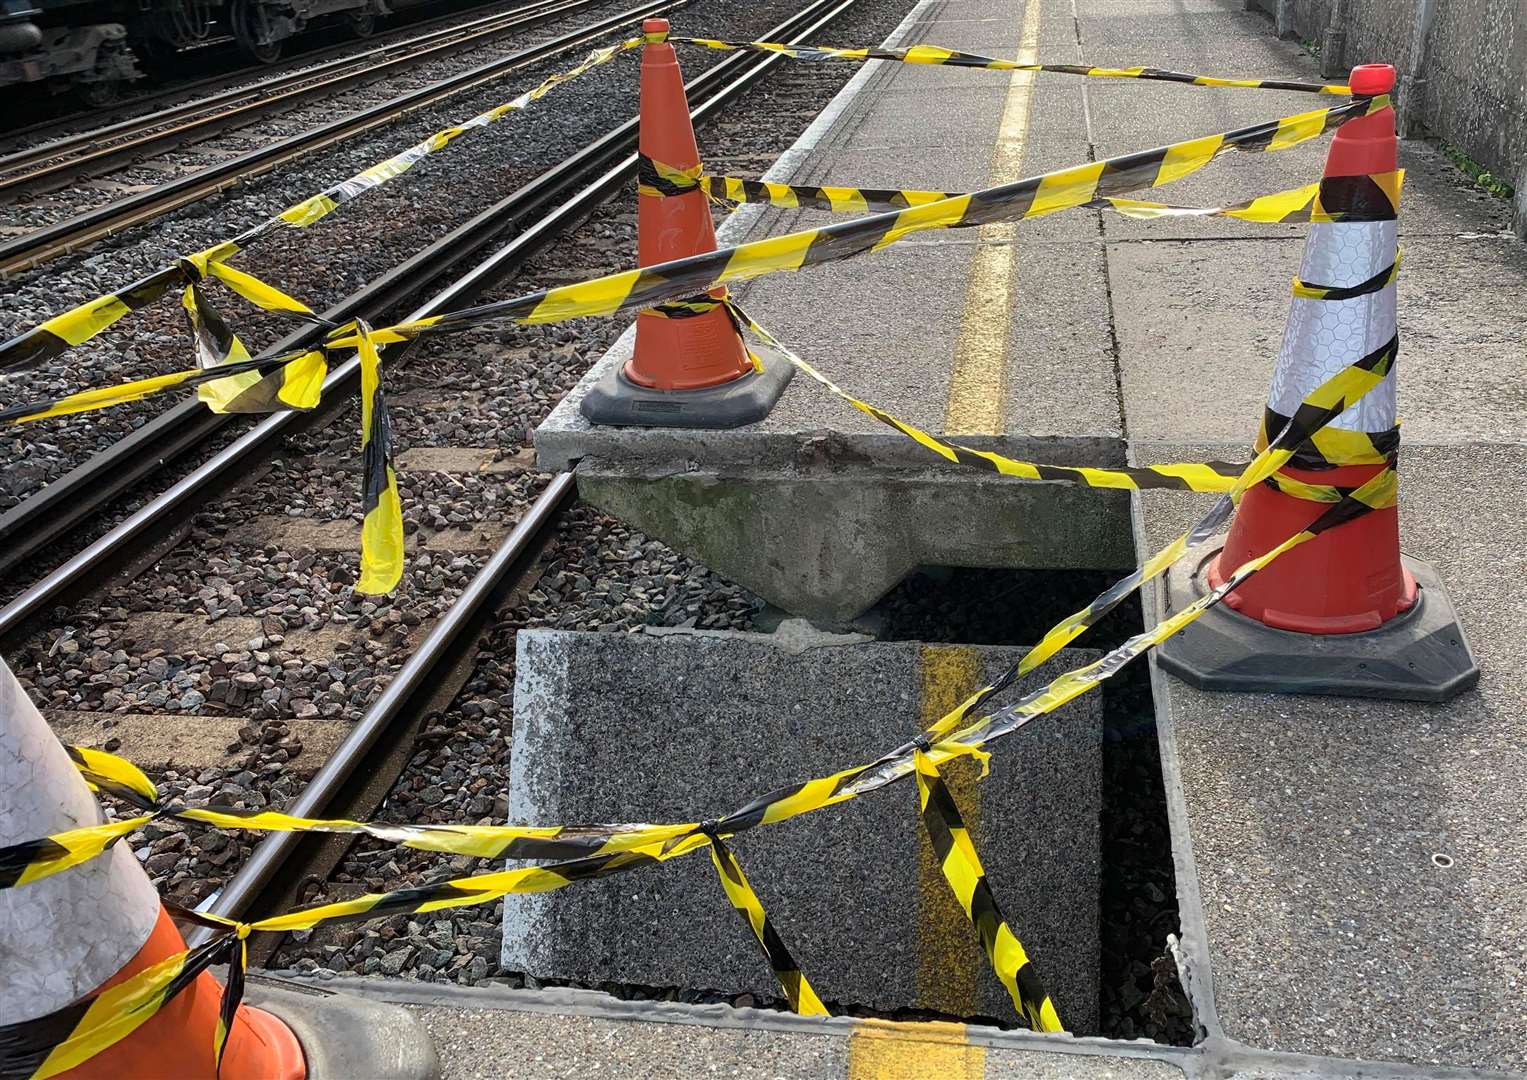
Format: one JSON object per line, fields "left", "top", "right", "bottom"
{"left": 0, "top": 0, "right": 623, "bottom": 198}
{"left": 1, "top": 0, "right": 935, "bottom": 998}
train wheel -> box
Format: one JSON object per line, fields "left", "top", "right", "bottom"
{"left": 230, "top": 0, "right": 283, "bottom": 63}
{"left": 347, "top": 9, "right": 376, "bottom": 37}
{"left": 77, "top": 77, "right": 122, "bottom": 107}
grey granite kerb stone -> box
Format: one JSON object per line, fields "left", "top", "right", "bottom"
{"left": 503, "top": 627, "right": 1106, "bottom": 1033}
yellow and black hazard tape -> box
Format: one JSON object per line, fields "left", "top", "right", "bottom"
{"left": 1292, "top": 254, "right": 1400, "bottom": 301}
{"left": 936, "top": 465, "right": 1398, "bottom": 756}
{"left": 705, "top": 829, "right": 828, "bottom": 1016}
{"left": 5, "top": 439, "right": 1390, "bottom": 1071}
{"left": 690, "top": 166, "right": 1403, "bottom": 225}
{"left": 354, "top": 322, "right": 405, "bottom": 594}
{"left": 720, "top": 295, "right": 1392, "bottom": 499}
{"left": 636, "top": 155, "right": 704, "bottom": 198}
{"left": 716, "top": 302, "right": 1398, "bottom": 754}
{"left": 1259, "top": 402, "right": 1398, "bottom": 470}
{"left": 4, "top": 422, "right": 1394, "bottom": 1075}
{"left": 0, "top": 347, "right": 321, "bottom": 426}
{"left": 272, "top": 35, "right": 642, "bottom": 233}
{"left": 0, "top": 36, "right": 641, "bottom": 376}
{"left": 0, "top": 322, "right": 402, "bottom": 594}
{"left": 389, "top": 95, "right": 1389, "bottom": 337}
{"left": 0, "top": 268, "right": 183, "bottom": 374}
{"left": 914, "top": 749, "right": 1062, "bottom": 1031}
{"left": 0, "top": 98, "right": 1391, "bottom": 601}
{"left": 0, "top": 95, "right": 1394, "bottom": 614}
{"left": 182, "top": 283, "right": 328, "bottom": 415}
{"left": 675, "top": 39, "right": 1354, "bottom": 95}
{"left": 5, "top": 310, "right": 1396, "bottom": 1008}
{"left": 3, "top": 96, "right": 1386, "bottom": 430}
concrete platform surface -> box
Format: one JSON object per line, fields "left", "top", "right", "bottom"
{"left": 502, "top": 627, "right": 1105, "bottom": 1032}
{"left": 1139, "top": 444, "right": 1527, "bottom": 1073}
{"left": 277, "top": 976, "right": 1525, "bottom": 1080}
{"left": 538, "top": 0, "right": 1136, "bottom": 621}
{"left": 522, "top": 0, "right": 1527, "bottom": 1073}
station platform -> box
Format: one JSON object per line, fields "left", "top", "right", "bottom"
{"left": 523, "top": 0, "right": 1527, "bottom": 1075}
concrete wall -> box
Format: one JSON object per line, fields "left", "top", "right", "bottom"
{"left": 1248, "top": 0, "right": 1527, "bottom": 234}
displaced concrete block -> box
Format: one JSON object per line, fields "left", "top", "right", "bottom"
{"left": 576, "top": 462, "right": 1134, "bottom": 624}
{"left": 502, "top": 628, "right": 1104, "bottom": 1032}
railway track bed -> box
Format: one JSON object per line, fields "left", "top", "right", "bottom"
{"left": 4, "top": 0, "right": 1193, "bottom": 1050}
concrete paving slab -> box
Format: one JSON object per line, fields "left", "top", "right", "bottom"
{"left": 1136, "top": 443, "right": 1527, "bottom": 1071}
{"left": 1109, "top": 234, "right": 1527, "bottom": 446}
{"left": 415, "top": 1005, "right": 845, "bottom": 1080}
{"left": 390, "top": 987, "right": 1193, "bottom": 1080}
{"left": 502, "top": 629, "right": 1105, "bottom": 1033}
{"left": 537, "top": 0, "right": 1132, "bottom": 620}
{"left": 736, "top": 236, "right": 1119, "bottom": 440}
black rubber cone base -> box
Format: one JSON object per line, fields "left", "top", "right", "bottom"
{"left": 1157, "top": 542, "right": 1480, "bottom": 702}
{"left": 580, "top": 360, "right": 794, "bottom": 429}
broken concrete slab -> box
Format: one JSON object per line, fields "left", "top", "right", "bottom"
{"left": 502, "top": 628, "right": 1104, "bottom": 1033}
{"left": 576, "top": 461, "right": 1133, "bottom": 624}
{"left": 534, "top": 1, "right": 1127, "bottom": 624}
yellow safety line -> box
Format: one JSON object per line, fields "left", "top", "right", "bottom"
{"left": 916, "top": 645, "right": 988, "bottom": 1014}
{"left": 846, "top": 1018, "right": 985, "bottom": 1079}
{"left": 944, "top": 0, "right": 1043, "bottom": 435}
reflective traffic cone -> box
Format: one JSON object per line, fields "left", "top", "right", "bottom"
{"left": 0, "top": 657, "right": 306, "bottom": 1079}
{"left": 580, "top": 18, "right": 792, "bottom": 428}
{"left": 1157, "top": 64, "right": 1478, "bottom": 701}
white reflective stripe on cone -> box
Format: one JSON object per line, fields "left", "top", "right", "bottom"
{"left": 0, "top": 657, "right": 160, "bottom": 1020}
{"left": 1267, "top": 218, "right": 1399, "bottom": 433}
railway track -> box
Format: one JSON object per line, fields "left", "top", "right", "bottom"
{"left": 0, "top": 0, "right": 856, "bottom": 605}
{"left": 0, "top": 0, "right": 610, "bottom": 199}
{"left": 0, "top": 0, "right": 598, "bottom": 141}
{"left": 1, "top": 0, "right": 901, "bottom": 959}
{"left": 0, "top": 0, "right": 682, "bottom": 577}
{"left": 2, "top": 0, "right": 1196, "bottom": 1038}
{"left": 0, "top": 0, "right": 661, "bottom": 277}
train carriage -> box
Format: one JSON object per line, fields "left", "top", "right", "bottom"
{"left": 0, "top": 0, "right": 427, "bottom": 101}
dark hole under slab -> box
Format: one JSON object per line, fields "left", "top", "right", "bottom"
{"left": 872, "top": 566, "right": 1196, "bottom": 1046}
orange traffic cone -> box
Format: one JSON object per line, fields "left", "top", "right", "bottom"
{"left": 0, "top": 657, "right": 305, "bottom": 1080}
{"left": 580, "top": 18, "right": 793, "bottom": 427}
{"left": 1157, "top": 63, "right": 1478, "bottom": 701}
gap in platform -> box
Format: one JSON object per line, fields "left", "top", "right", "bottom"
{"left": 872, "top": 566, "right": 1195, "bottom": 1046}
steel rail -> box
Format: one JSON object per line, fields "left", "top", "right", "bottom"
{"left": 0, "top": 0, "right": 597, "bottom": 149}
{"left": 0, "top": 0, "right": 657, "bottom": 277}
{"left": 0, "top": 0, "right": 858, "bottom": 650}
{"left": 157, "top": 0, "right": 869, "bottom": 944}
{"left": 193, "top": 470, "right": 578, "bottom": 954}
{"left": 0, "top": 0, "right": 683, "bottom": 579}
{"left": 0, "top": 0, "right": 600, "bottom": 194}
